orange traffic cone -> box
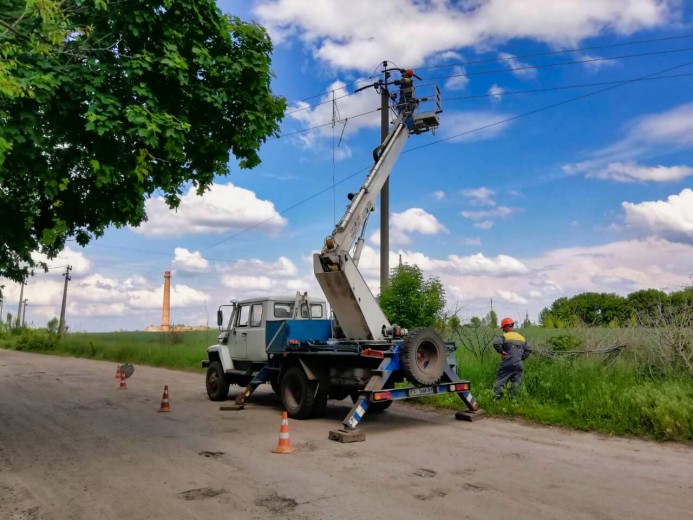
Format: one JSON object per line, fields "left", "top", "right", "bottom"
{"left": 158, "top": 385, "right": 171, "bottom": 412}
{"left": 272, "top": 411, "right": 295, "bottom": 454}
{"left": 118, "top": 368, "right": 127, "bottom": 390}
{"left": 114, "top": 365, "right": 121, "bottom": 381}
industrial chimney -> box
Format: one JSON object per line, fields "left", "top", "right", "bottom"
{"left": 161, "top": 271, "right": 171, "bottom": 332}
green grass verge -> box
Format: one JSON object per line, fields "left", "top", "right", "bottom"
{"left": 1, "top": 328, "right": 691, "bottom": 442}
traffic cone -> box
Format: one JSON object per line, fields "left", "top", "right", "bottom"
{"left": 118, "top": 368, "right": 127, "bottom": 390}
{"left": 158, "top": 385, "right": 171, "bottom": 412}
{"left": 114, "top": 365, "right": 121, "bottom": 381}
{"left": 272, "top": 411, "right": 295, "bottom": 454}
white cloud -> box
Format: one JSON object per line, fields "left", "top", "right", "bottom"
{"left": 132, "top": 183, "right": 287, "bottom": 237}
{"left": 441, "top": 110, "right": 513, "bottom": 142}
{"left": 498, "top": 52, "right": 537, "bottom": 78}
{"left": 622, "top": 188, "right": 693, "bottom": 243}
{"left": 474, "top": 220, "right": 494, "bottom": 230}
{"left": 566, "top": 161, "right": 693, "bottom": 183}
{"left": 286, "top": 80, "right": 380, "bottom": 149}
{"left": 445, "top": 66, "right": 470, "bottom": 91}
{"left": 580, "top": 54, "right": 618, "bottom": 71}
{"left": 253, "top": 1, "right": 676, "bottom": 71}
{"left": 462, "top": 206, "right": 518, "bottom": 220}
{"left": 463, "top": 237, "right": 482, "bottom": 246}
{"left": 488, "top": 84, "right": 504, "bottom": 103}
{"left": 433, "top": 191, "right": 446, "bottom": 200}
{"left": 369, "top": 208, "right": 448, "bottom": 247}
{"left": 172, "top": 248, "right": 210, "bottom": 273}
{"left": 497, "top": 290, "right": 528, "bottom": 305}
{"left": 463, "top": 187, "right": 496, "bottom": 206}
{"left": 569, "top": 102, "right": 693, "bottom": 166}
{"left": 31, "top": 246, "right": 91, "bottom": 275}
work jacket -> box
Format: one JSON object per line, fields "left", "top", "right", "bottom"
{"left": 493, "top": 331, "right": 532, "bottom": 368}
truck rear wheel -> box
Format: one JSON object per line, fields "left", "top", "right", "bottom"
{"left": 280, "top": 367, "right": 317, "bottom": 419}
{"left": 400, "top": 328, "right": 447, "bottom": 385}
{"left": 206, "top": 361, "right": 230, "bottom": 401}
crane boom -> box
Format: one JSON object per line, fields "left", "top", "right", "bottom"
{"left": 314, "top": 75, "right": 442, "bottom": 341}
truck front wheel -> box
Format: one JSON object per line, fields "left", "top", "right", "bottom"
{"left": 280, "top": 367, "right": 317, "bottom": 419}
{"left": 206, "top": 361, "right": 230, "bottom": 401}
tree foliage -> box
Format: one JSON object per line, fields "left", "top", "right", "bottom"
{"left": 378, "top": 264, "right": 446, "bottom": 329}
{"left": 539, "top": 287, "right": 693, "bottom": 328}
{"left": 0, "top": 0, "right": 286, "bottom": 281}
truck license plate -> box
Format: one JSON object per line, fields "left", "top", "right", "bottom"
{"left": 409, "top": 386, "right": 435, "bottom": 397}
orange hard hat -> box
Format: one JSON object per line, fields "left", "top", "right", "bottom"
{"left": 404, "top": 69, "right": 414, "bottom": 77}
{"left": 500, "top": 318, "right": 514, "bottom": 328}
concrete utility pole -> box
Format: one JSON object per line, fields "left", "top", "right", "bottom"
{"left": 22, "top": 299, "right": 28, "bottom": 327}
{"left": 380, "top": 61, "right": 391, "bottom": 291}
{"left": 16, "top": 276, "right": 26, "bottom": 328}
{"left": 0, "top": 284, "right": 5, "bottom": 325}
{"left": 58, "top": 265, "right": 72, "bottom": 336}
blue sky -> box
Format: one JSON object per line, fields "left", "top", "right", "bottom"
{"left": 4, "top": 0, "right": 693, "bottom": 332}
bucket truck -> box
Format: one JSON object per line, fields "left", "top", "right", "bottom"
{"left": 202, "top": 66, "right": 482, "bottom": 440}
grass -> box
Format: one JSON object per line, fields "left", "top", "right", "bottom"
{"left": 1, "top": 326, "right": 691, "bottom": 442}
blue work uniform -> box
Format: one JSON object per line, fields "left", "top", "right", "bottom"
{"left": 493, "top": 330, "right": 532, "bottom": 398}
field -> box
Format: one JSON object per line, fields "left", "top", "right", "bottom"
{"left": 1, "top": 325, "right": 691, "bottom": 442}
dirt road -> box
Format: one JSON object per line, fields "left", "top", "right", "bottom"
{"left": 1, "top": 350, "right": 691, "bottom": 520}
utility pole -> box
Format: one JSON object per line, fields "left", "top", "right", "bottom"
{"left": 380, "top": 61, "right": 391, "bottom": 291}
{"left": 0, "top": 284, "right": 4, "bottom": 325}
{"left": 59, "top": 265, "right": 72, "bottom": 336}
{"left": 22, "top": 299, "right": 28, "bottom": 327}
{"left": 16, "top": 275, "right": 26, "bottom": 328}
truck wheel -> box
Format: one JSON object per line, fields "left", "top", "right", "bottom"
{"left": 280, "top": 367, "right": 317, "bottom": 419}
{"left": 400, "top": 328, "right": 447, "bottom": 385}
{"left": 206, "top": 361, "right": 230, "bottom": 401}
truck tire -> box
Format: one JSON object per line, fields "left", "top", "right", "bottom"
{"left": 400, "top": 328, "right": 447, "bottom": 385}
{"left": 206, "top": 361, "right": 230, "bottom": 401}
{"left": 280, "top": 367, "right": 317, "bottom": 419}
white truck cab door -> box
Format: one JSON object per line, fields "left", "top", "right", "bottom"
{"left": 229, "top": 303, "right": 265, "bottom": 361}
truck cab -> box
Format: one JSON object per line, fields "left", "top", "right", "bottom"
{"left": 204, "top": 295, "right": 330, "bottom": 399}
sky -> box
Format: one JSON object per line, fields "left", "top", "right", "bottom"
{"left": 3, "top": 0, "right": 693, "bottom": 332}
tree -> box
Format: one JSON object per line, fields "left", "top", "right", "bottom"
{"left": 485, "top": 309, "right": 498, "bottom": 328}
{"left": 378, "top": 264, "right": 446, "bottom": 329}
{"left": 0, "top": 0, "right": 286, "bottom": 281}
{"left": 47, "top": 317, "right": 59, "bottom": 334}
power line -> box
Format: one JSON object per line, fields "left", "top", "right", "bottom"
{"left": 443, "top": 72, "right": 693, "bottom": 102}
{"left": 284, "top": 33, "right": 693, "bottom": 108}
{"left": 203, "top": 60, "right": 693, "bottom": 254}
{"left": 408, "top": 60, "right": 693, "bottom": 151}
{"left": 284, "top": 46, "right": 693, "bottom": 116}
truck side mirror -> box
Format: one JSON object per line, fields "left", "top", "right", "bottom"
{"left": 217, "top": 310, "right": 223, "bottom": 327}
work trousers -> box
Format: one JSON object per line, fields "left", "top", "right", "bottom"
{"left": 493, "top": 362, "right": 523, "bottom": 398}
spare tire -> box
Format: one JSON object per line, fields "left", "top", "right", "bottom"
{"left": 400, "top": 328, "right": 447, "bottom": 385}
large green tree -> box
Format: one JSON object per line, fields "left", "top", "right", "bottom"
{"left": 378, "top": 264, "right": 446, "bottom": 329}
{"left": 0, "top": 0, "right": 285, "bottom": 281}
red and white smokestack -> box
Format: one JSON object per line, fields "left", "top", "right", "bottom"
{"left": 161, "top": 271, "right": 171, "bottom": 332}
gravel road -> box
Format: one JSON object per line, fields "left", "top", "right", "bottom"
{"left": 1, "top": 349, "right": 691, "bottom": 520}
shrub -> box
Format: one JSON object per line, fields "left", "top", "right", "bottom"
{"left": 547, "top": 333, "right": 582, "bottom": 351}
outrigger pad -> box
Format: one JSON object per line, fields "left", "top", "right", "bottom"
{"left": 455, "top": 409, "right": 486, "bottom": 422}
{"left": 328, "top": 429, "right": 366, "bottom": 443}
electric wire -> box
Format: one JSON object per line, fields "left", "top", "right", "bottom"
{"left": 284, "top": 45, "right": 693, "bottom": 116}
{"left": 284, "top": 33, "right": 693, "bottom": 108}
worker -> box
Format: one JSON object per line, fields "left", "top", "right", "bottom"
{"left": 397, "top": 69, "right": 415, "bottom": 112}
{"left": 492, "top": 318, "right": 532, "bottom": 400}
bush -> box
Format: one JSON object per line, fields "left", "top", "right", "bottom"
{"left": 547, "top": 333, "right": 582, "bottom": 351}
{"left": 14, "top": 331, "right": 58, "bottom": 352}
